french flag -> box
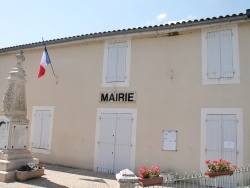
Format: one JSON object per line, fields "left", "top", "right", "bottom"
{"left": 38, "top": 47, "right": 51, "bottom": 78}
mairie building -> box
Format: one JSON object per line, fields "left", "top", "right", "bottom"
{"left": 0, "top": 9, "right": 250, "bottom": 175}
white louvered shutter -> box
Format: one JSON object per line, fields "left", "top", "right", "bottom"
{"left": 207, "top": 31, "right": 221, "bottom": 79}
{"left": 97, "top": 113, "right": 116, "bottom": 173}
{"left": 40, "top": 111, "right": 51, "bottom": 150}
{"left": 106, "top": 43, "right": 117, "bottom": 83}
{"left": 106, "top": 42, "right": 127, "bottom": 83}
{"left": 113, "top": 113, "right": 132, "bottom": 174}
{"left": 221, "top": 114, "right": 237, "bottom": 187}
{"left": 206, "top": 114, "right": 222, "bottom": 160}
{"left": 32, "top": 111, "right": 43, "bottom": 148}
{"left": 116, "top": 42, "right": 127, "bottom": 82}
{"left": 220, "top": 30, "right": 234, "bottom": 78}
{"left": 221, "top": 115, "right": 237, "bottom": 164}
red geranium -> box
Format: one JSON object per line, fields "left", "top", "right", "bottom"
{"left": 205, "top": 158, "right": 238, "bottom": 172}
{"left": 138, "top": 165, "right": 161, "bottom": 179}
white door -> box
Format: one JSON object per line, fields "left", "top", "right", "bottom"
{"left": 206, "top": 114, "right": 237, "bottom": 187}
{"left": 32, "top": 110, "right": 51, "bottom": 150}
{"left": 97, "top": 113, "right": 132, "bottom": 174}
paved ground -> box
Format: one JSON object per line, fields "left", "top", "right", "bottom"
{"left": 0, "top": 164, "right": 118, "bottom": 188}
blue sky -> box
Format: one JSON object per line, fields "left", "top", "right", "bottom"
{"left": 0, "top": 0, "right": 249, "bottom": 48}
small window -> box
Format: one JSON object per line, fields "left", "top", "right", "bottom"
{"left": 102, "top": 39, "right": 131, "bottom": 87}
{"left": 202, "top": 25, "right": 240, "bottom": 85}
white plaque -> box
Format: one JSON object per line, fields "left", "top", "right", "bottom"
{"left": 224, "top": 141, "right": 235, "bottom": 149}
{"left": 0, "top": 119, "right": 9, "bottom": 149}
{"left": 11, "top": 124, "right": 28, "bottom": 149}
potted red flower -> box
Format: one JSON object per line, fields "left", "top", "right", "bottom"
{"left": 138, "top": 165, "right": 163, "bottom": 187}
{"left": 204, "top": 158, "right": 237, "bottom": 178}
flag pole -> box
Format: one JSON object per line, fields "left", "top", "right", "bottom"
{"left": 42, "top": 38, "right": 58, "bottom": 84}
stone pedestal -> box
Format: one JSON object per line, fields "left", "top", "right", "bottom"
{"left": 0, "top": 50, "right": 39, "bottom": 182}
{"left": 116, "top": 169, "right": 138, "bottom": 188}
{"left": 0, "top": 150, "right": 38, "bottom": 182}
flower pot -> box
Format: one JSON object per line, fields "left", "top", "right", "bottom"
{"left": 204, "top": 171, "right": 233, "bottom": 178}
{"left": 139, "top": 176, "right": 163, "bottom": 187}
{"left": 16, "top": 168, "right": 45, "bottom": 182}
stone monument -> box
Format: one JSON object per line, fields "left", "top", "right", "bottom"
{"left": 0, "top": 50, "right": 38, "bottom": 182}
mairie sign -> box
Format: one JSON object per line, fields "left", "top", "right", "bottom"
{"left": 100, "top": 92, "right": 136, "bottom": 102}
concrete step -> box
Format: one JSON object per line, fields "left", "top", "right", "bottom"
{"left": 0, "top": 149, "right": 33, "bottom": 160}
{"left": 0, "top": 170, "right": 15, "bottom": 182}
{"left": 0, "top": 158, "right": 39, "bottom": 171}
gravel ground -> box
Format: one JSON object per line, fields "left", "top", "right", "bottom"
{"left": 0, "top": 164, "right": 118, "bottom": 188}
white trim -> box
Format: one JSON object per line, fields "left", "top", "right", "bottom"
{"left": 200, "top": 108, "right": 243, "bottom": 173}
{"left": 102, "top": 38, "right": 131, "bottom": 87}
{"left": 30, "top": 106, "right": 54, "bottom": 154}
{"left": 94, "top": 108, "right": 137, "bottom": 172}
{"left": 202, "top": 24, "right": 240, "bottom": 85}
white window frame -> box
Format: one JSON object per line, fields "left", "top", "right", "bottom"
{"left": 94, "top": 108, "right": 137, "bottom": 172}
{"left": 102, "top": 38, "right": 131, "bottom": 87}
{"left": 202, "top": 24, "right": 240, "bottom": 85}
{"left": 30, "top": 106, "right": 54, "bottom": 154}
{"left": 200, "top": 108, "right": 243, "bottom": 173}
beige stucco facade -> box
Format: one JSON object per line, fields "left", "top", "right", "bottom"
{"left": 0, "top": 14, "right": 250, "bottom": 174}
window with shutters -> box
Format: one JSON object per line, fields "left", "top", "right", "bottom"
{"left": 102, "top": 39, "right": 131, "bottom": 87}
{"left": 30, "top": 106, "right": 54, "bottom": 154}
{"left": 202, "top": 25, "right": 240, "bottom": 85}
{"left": 200, "top": 108, "right": 243, "bottom": 175}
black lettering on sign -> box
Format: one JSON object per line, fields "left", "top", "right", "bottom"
{"left": 116, "top": 93, "right": 118, "bottom": 101}
{"left": 119, "top": 93, "right": 125, "bottom": 101}
{"left": 101, "top": 93, "right": 109, "bottom": 102}
{"left": 109, "top": 93, "right": 115, "bottom": 101}
{"left": 125, "top": 93, "right": 128, "bottom": 101}
{"left": 100, "top": 92, "right": 136, "bottom": 103}
{"left": 128, "top": 93, "right": 134, "bottom": 101}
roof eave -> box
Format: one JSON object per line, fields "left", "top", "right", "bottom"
{"left": 0, "top": 14, "right": 248, "bottom": 54}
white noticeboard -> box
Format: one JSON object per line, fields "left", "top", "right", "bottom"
{"left": 162, "top": 130, "right": 177, "bottom": 151}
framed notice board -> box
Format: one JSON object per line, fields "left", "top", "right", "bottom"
{"left": 162, "top": 130, "right": 177, "bottom": 151}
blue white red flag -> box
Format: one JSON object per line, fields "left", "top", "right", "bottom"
{"left": 38, "top": 47, "right": 51, "bottom": 78}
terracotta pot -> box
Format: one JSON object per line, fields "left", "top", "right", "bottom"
{"left": 139, "top": 176, "right": 163, "bottom": 187}
{"left": 204, "top": 171, "right": 233, "bottom": 178}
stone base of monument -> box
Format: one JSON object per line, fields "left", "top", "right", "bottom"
{"left": 0, "top": 149, "right": 39, "bottom": 182}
